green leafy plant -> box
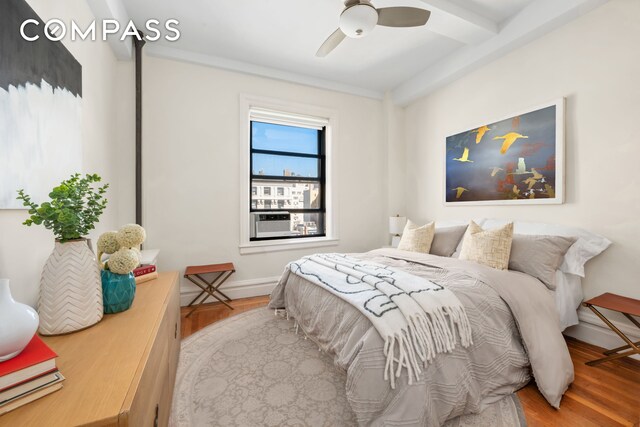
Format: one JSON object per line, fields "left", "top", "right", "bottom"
{"left": 17, "top": 173, "right": 109, "bottom": 242}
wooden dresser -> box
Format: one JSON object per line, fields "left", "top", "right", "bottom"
{"left": 0, "top": 272, "right": 181, "bottom": 426}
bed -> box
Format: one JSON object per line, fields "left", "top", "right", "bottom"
{"left": 268, "top": 220, "right": 611, "bottom": 426}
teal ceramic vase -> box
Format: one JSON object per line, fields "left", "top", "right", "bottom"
{"left": 101, "top": 270, "right": 136, "bottom": 314}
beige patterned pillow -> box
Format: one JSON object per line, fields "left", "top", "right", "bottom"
{"left": 459, "top": 221, "right": 514, "bottom": 270}
{"left": 397, "top": 220, "right": 435, "bottom": 253}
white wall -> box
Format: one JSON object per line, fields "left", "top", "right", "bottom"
{"left": 403, "top": 0, "right": 640, "bottom": 318}
{"left": 141, "top": 55, "right": 388, "bottom": 301}
{"left": 0, "top": 0, "right": 135, "bottom": 307}
{"left": 383, "top": 93, "right": 406, "bottom": 218}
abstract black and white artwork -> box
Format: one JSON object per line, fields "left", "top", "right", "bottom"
{"left": 0, "top": 0, "right": 82, "bottom": 209}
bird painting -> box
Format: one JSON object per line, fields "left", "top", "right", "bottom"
{"left": 452, "top": 187, "right": 468, "bottom": 199}
{"left": 510, "top": 157, "right": 529, "bottom": 175}
{"left": 472, "top": 125, "right": 491, "bottom": 144}
{"left": 493, "top": 132, "right": 529, "bottom": 154}
{"left": 530, "top": 168, "right": 543, "bottom": 180}
{"left": 490, "top": 167, "right": 504, "bottom": 177}
{"left": 523, "top": 176, "right": 538, "bottom": 190}
{"left": 445, "top": 103, "right": 559, "bottom": 204}
{"left": 453, "top": 147, "right": 473, "bottom": 163}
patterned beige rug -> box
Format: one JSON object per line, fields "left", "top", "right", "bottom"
{"left": 170, "top": 308, "right": 527, "bottom": 427}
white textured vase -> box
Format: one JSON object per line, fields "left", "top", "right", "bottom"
{"left": 38, "top": 239, "right": 103, "bottom": 335}
{"left": 0, "top": 279, "right": 39, "bottom": 361}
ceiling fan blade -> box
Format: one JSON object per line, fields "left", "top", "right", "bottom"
{"left": 376, "top": 7, "right": 431, "bottom": 27}
{"left": 316, "top": 29, "right": 346, "bottom": 57}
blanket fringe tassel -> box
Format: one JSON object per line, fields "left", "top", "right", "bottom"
{"left": 383, "top": 307, "right": 473, "bottom": 389}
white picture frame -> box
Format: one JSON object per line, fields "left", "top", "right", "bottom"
{"left": 443, "top": 98, "right": 565, "bottom": 206}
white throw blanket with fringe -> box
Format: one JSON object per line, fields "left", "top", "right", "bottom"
{"left": 287, "top": 253, "right": 472, "bottom": 388}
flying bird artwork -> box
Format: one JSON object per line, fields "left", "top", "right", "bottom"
{"left": 445, "top": 102, "right": 561, "bottom": 204}
{"left": 493, "top": 132, "right": 529, "bottom": 155}
{"left": 523, "top": 176, "right": 538, "bottom": 190}
{"left": 530, "top": 168, "right": 543, "bottom": 180}
{"left": 472, "top": 125, "right": 491, "bottom": 144}
{"left": 490, "top": 167, "right": 504, "bottom": 177}
{"left": 453, "top": 147, "right": 473, "bottom": 162}
{"left": 452, "top": 187, "right": 468, "bottom": 199}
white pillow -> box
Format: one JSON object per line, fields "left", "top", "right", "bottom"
{"left": 481, "top": 219, "right": 611, "bottom": 278}
{"left": 554, "top": 270, "right": 583, "bottom": 330}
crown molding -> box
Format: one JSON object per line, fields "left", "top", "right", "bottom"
{"left": 145, "top": 44, "right": 385, "bottom": 100}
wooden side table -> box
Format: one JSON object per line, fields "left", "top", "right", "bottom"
{"left": 184, "top": 262, "right": 235, "bottom": 316}
{"left": 583, "top": 292, "right": 640, "bottom": 366}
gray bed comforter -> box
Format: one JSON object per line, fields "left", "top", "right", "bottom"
{"left": 269, "top": 249, "right": 573, "bottom": 426}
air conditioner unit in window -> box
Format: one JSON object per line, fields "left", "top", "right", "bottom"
{"left": 250, "top": 212, "right": 292, "bottom": 238}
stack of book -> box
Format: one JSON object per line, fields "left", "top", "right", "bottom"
{"left": 134, "top": 249, "right": 159, "bottom": 284}
{"left": 0, "top": 335, "right": 64, "bottom": 415}
{"left": 134, "top": 264, "right": 158, "bottom": 284}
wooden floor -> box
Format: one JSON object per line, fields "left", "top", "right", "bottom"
{"left": 180, "top": 295, "right": 270, "bottom": 338}
{"left": 181, "top": 297, "right": 640, "bottom": 427}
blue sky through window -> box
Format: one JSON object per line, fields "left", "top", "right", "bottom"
{"left": 251, "top": 121, "right": 319, "bottom": 177}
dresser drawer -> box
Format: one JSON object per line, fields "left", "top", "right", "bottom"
{"left": 126, "top": 310, "right": 170, "bottom": 426}
{"left": 125, "top": 276, "right": 180, "bottom": 427}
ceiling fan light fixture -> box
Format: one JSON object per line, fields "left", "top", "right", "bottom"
{"left": 339, "top": 4, "right": 378, "bottom": 38}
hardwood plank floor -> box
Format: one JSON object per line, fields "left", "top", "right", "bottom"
{"left": 518, "top": 337, "right": 640, "bottom": 427}
{"left": 180, "top": 295, "right": 270, "bottom": 338}
{"left": 181, "top": 298, "right": 640, "bottom": 426}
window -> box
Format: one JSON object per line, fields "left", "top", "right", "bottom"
{"left": 250, "top": 120, "right": 326, "bottom": 241}
{"left": 240, "top": 96, "right": 337, "bottom": 253}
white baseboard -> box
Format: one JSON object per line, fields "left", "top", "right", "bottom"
{"left": 179, "top": 275, "right": 279, "bottom": 306}
{"left": 563, "top": 308, "right": 640, "bottom": 360}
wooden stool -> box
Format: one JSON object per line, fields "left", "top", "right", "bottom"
{"left": 583, "top": 292, "right": 640, "bottom": 366}
{"left": 184, "top": 262, "right": 235, "bottom": 317}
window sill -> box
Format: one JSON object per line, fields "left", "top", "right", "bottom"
{"left": 239, "top": 237, "right": 339, "bottom": 255}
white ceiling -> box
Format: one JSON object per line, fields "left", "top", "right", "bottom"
{"left": 124, "top": 0, "right": 476, "bottom": 91}
{"left": 99, "top": 0, "right": 609, "bottom": 104}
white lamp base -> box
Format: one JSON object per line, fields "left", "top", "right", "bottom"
{"left": 391, "top": 235, "right": 402, "bottom": 248}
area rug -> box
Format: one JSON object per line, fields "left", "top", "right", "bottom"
{"left": 170, "top": 308, "right": 527, "bottom": 427}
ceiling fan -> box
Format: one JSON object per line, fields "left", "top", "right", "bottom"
{"left": 316, "top": 0, "right": 431, "bottom": 57}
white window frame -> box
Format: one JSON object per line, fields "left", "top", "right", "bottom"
{"left": 239, "top": 94, "right": 339, "bottom": 254}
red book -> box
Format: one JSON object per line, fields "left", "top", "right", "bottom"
{"left": 0, "top": 336, "right": 57, "bottom": 392}
{"left": 133, "top": 265, "right": 156, "bottom": 277}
